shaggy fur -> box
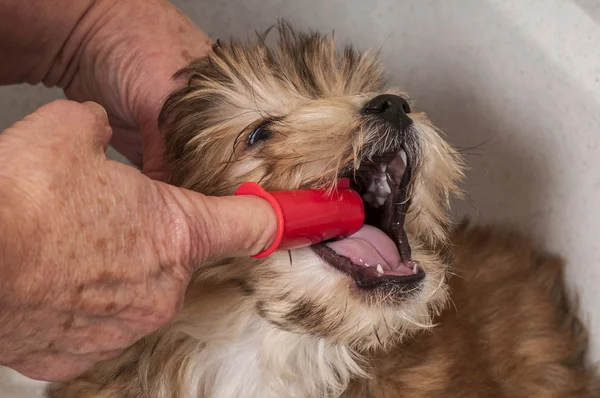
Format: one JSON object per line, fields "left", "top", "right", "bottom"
{"left": 47, "top": 23, "right": 599, "bottom": 397}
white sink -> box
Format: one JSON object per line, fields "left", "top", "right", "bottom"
{"left": 1, "top": 0, "right": 598, "bottom": 395}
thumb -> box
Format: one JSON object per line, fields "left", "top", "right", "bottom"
{"left": 153, "top": 182, "right": 278, "bottom": 269}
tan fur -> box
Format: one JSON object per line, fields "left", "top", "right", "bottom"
{"left": 47, "top": 22, "right": 599, "bottom": 397}
{"left": 343, "top": 223, "right": 600, "bottom": 398}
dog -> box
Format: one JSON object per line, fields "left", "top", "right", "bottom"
{"left": 47, "top": 22, "right": 600, "bottom": 397}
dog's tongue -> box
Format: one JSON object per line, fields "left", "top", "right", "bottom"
{"left": 325, "top": 225, "right": 415, "bottom": 276}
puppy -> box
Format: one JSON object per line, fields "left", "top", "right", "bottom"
{"left": 47, "top": 22, "right": 600, "bottom": 397}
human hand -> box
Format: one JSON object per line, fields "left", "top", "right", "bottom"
{"left": 46, "top": 0, "right": 213, "bottom": 179}
{"left": 0, "top": 100, "right": 276, "bottom": 381}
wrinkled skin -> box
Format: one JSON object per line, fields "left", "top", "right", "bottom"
{"left": 56, "top": 0, "right": 214, "bottom": 179}
{"left": 0, "top": 100, "right": 276, "bottom": 381}
{"left": 0, "top": 0, "right": 277, "bottom": 382}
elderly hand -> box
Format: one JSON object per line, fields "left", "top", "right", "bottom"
{"left": 0, "top": 100, "right": 276, "bottom": 381}
{"left": 0, "top": 0, "right": 277, "bottom": 382}
{"left": 55, "top": 0, "right": 213, "bottom": 179}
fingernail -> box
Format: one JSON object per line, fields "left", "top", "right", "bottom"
{"left": 82, "top": 101, "right": 108, "bottom": 123}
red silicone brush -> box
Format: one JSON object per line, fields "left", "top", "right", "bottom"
{"left": 234, "top": 178, "right": 365, "bottom": 258}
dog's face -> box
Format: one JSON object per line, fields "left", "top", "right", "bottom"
{"left": 159, "top": 24, "right": 463, "bottom": 351}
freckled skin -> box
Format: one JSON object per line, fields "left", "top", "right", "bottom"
{"left": 0, "top": 101, "right": 189, "bottom": 380}
{"left": 63, "top": 317, "right": 75, "bottom": 331}
{"left": 0, "top": 99, "right": 276, "bottom": 382}
{"left": 0, "top": 0, "right": 279, "bottom": 383}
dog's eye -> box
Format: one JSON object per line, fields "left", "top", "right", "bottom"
{"left": 248, "top": 125, "right": 274, "bottom": 145}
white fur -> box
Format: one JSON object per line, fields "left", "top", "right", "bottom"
{"left": 130, "top": 247, "right": 448, "bottom": 398}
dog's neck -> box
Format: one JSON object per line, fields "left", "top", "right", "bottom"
{"left": 161, "top": 282, "right": 367, "bottom": 398}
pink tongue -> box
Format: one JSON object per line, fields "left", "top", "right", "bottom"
{"left": 325, "top": 225, "right": 414, "bottom": 276}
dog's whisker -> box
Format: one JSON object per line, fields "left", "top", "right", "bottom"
{"left": 405, "top": 206, "right": 425, "bottom": 226}
{"left": 372, "top": 326, "right": 384, "bottom": 348}
{"left": 452, "top": 134, "right": 496, "bottom": 153}
{"left": 382, "top": 313, "right": 392, "bottom": 338}
{"left": 462, "top": 194, "right": 482, "bottom": 217}
{"left": 447, "top": 150, "right": 482, "bottom": 157}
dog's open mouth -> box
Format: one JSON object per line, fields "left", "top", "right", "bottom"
{"left": 312, "top": 149, "right": 426, "bottom": 290}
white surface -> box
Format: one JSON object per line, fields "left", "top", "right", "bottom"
{"left": 1, "top": 0, "right": 599, "bottom": 395}
{"left": 0, "top": 367, "right": 47, "bottom": 397}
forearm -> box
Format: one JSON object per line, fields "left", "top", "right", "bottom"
{"left": 0, "top": 0, "right": 100, "bottom": 86}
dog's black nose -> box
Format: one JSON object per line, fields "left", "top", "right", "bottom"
{"left": 362, "top": 94, "right": 412, "bottom": 130}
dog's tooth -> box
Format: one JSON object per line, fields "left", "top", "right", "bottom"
{"left": 380, "top": 164, "right": 387, "bottom": 173}
{"left": 380, "top": 179, "right": 391, "bottom": 195}
{"left": 362, "top": 193, "right": 378, "bottom": 207}
{"left": 376, "top": 264, "right": 384, "bottom": 274}
{"left": 399, "top": 150, "right": 407, "bottom": 166}
{"left": 375, "top": 180, "right": 392, "bottom": 198}
{"left": 373, "top": 179, "right": 384, "bottom": 195}
{"left": 413, "top": 264, "right": 419, "bottom": 274}
{"left": 367, "top": 179, "right": 377, "bottom": 193}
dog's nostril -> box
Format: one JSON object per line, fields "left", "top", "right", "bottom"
{"left": 364, "top": 99, "right": 390, "bottom": 114}
{"left": 363, "top": 94, "right": 411, "bottom": 115}
{"left": 402, "top": 102, "right": 411, "bottom": 114}
{"left": 362, "top": 94, "right": 413, "bottom": 130}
